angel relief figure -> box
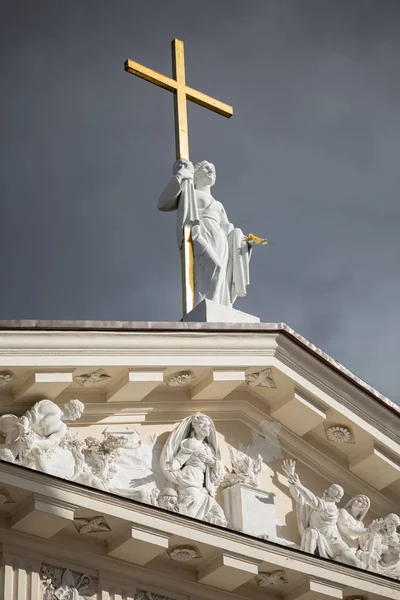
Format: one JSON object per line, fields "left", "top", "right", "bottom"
{"left": 160, "top": 413, "right": 227, "bottom": 526}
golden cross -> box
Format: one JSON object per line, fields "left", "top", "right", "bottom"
{"left": 124, "top": 39, "right": 233, "bottom": 316}
{"left": 124, "top": 39, "right": 233, "bottom": 161}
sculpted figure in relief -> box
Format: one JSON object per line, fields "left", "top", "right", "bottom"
{"left": 0, "top": 399, "right": 84, "bottom": 472}
{"left": 158, "top": 159, "right": 256, "bottom": 308}
{"left": 282, "top": 459, "right": 362, "bottom": 568}
{"left": 157, "top": 487, "right": 194, "bottom": 515}
{"left": 160, "top": 413, "right": 227, "bottom": 526}
{"left": 377, "top": 513, "right": 400, "bottom": 579}
{"left": 283, "top": 459, "right": 400, "bottom": 578}
{"left": 41, "top": 565, "right": 95, "bottom": 600}
{"left": 337, "top": 495, "right": 383, "bottom": 571}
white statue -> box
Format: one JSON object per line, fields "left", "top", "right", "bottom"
{"left": 337, "top": 495, "right": 384, "bottom": 572}
{"left": 160, "top": 413, "right": 227, "bottom": 526}
{"left": 157, "top": 487, "right": 194, "bottom": 515}
{"left": 337, "top": 495, "right": 371, "bottom": 554}
{"left": 0, "top": 399, "right": 84, "bottom": 472}
{"left": 158, "top": 159, "right": 259, "bottom": 308}
{"left": 282, "top": 459, "right": 361, "bottom": 568}
{"left": 377, "top": 513, "right": 400, "bottom": 579}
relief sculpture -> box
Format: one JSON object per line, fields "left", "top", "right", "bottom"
{"left": 0, "top": 399, "right": 84, "bottom": 473}
{"left": 159, "top": 412, "right": 227, "bottom": 526}
{"left": 283, "top": 459, "right": 400, "bottom": 578}
{"left": 0, "top": 399, "right": 398, "bottom": 580}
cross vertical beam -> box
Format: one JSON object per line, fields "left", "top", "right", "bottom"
{"left": 171, "top": 39, "right": 189, "bottom": 160}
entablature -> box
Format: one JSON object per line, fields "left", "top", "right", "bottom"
{"left": 0, "top": 461, "right": 398, "bottom": 600}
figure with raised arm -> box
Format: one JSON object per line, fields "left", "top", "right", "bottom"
{"left": 282, "top": 459, "right": 362, "bottom": 567}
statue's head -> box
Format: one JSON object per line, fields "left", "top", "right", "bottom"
{"left": 323, "top": 483, "right": 344, "bottom": 503}
{"left": 194, "top": 161, "right": 216, "bottom": 188}
{"left": 383, "top": 513, "right": 400, "bottom": 535}
{"left": 345, "top": 494, "right": 370, "bottom": 520}
{"left": 158, "top": 487, "right": 178, "bottom": 510}
{"left": 190, "top": 413, "right": 212, "bottom": 438}
{"left": 63, "top": 399, "right": 85, "bottom": 421}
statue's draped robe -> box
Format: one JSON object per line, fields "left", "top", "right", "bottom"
{"left": 289, "top": 484, "right": 350, "bottom": 560}
{"left": 159, "top": 415, "right": 226, "bottom": 526}
{"left": 337, "top": 508, "right": 381, "bottom": 571}
{"left": 158, "top": 176, "right": 252, "bottom": 307}
{"left": 379, "top": 534, "right": 400, "bottom": 578}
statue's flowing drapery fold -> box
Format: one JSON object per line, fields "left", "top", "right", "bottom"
{"left": 158, "top": 175, "right": 252, "bottom": 307}
{"left": 159, "top": 414, "right": 223, "bottom": 497}
{"left": 159, "top": 414, "right": 227, "bottom": 525}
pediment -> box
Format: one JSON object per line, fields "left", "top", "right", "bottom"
{"left": 0, "top": 323, "right": 399, "bottom": 598}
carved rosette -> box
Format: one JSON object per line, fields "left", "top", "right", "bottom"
{"left": 325, "top": 424, "right": 353, "bottom": 443}
{"left": 168, "top": 545, "right": 200, "bottom": 562}
{"left": 0, "top": 370, "right": 15, "bottom": 387}
{"left": 166, "top": 370, "right": 194, "bottom": 386}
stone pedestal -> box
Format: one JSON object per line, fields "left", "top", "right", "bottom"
{"left": 222, "top": 483, "right": 276, "bottom": 539}
{"left": 182, "top": 299, "right": 260, "bottom": 323}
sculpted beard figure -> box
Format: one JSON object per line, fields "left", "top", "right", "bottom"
{"left": 160, "top": 413, "right": 227, "bottom": 526}
{"left": 282, "top": 459, "right": 362, "bottom": 568}
{"left": 158, "top": 159, "right": 254, "bottom": 308}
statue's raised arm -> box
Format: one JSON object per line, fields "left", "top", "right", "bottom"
{"left": 282, "top": 459, "right": 362, "bottom": 568}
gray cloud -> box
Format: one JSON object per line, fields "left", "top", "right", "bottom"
{"left": 0, "top": 0, "right": 399, "bottom": 403}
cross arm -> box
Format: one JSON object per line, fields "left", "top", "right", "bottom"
{"left": 124, "top": 59, "right": 233, "bottom": 119}
{"left": 186, "top": 87, "right": 233, "bottom": 118}
{"left": 124, "top": 59, "right": 178, "bottom": 93}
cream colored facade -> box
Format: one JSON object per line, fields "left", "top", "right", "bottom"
{"left": 0, "top": 320, "right": 399, "bottom": 600}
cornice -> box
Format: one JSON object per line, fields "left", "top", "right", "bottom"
{"left": 273, "top": 343, "right": 400, "bottom": 446}
{"left": 0, "top": 322, "right": 397, "bottom": 418}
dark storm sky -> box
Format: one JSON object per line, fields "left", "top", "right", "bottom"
{"left": 0, "top": 1, "right": 399, "bottom": 403}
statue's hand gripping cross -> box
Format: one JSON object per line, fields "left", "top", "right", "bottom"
{"left": 124, "top": 38, "right": 233, "bottom": 161}
{"left": 124, "top": 39, "right": 233, "bottom": 316}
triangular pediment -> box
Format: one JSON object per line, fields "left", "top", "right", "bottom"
{"left": 0, "top": 322, "right": 399, "bottom": 599}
